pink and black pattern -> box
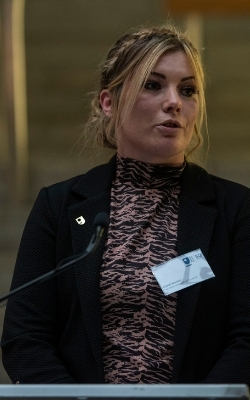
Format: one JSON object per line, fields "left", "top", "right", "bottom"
{"left": 100, "top": 154, "right": 185, "bottom": 383}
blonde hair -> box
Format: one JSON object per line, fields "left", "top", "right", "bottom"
{"left": 84, "top": 25, "right": 207, "bottom": 161}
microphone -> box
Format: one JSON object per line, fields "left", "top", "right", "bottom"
{"left": 85, "top": 212, "right": 110, "bottom": 254}
{"left": 0, "top": 212, "right": 109, "bottom": 305}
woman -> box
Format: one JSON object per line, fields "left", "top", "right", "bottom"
{"left": 1, "top": 25, "right": 250, "bottom": 385}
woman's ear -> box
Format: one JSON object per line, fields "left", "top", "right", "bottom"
{"left": 100, "top": 90, "right": 112, "bottom": 117}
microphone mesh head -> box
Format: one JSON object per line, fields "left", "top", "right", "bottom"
{"left": 93, "top": 212, "right": 109, "bottom": 230}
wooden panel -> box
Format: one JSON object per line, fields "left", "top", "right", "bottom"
{"left": 163, "top": 0, "right": 250, "bottom": 15}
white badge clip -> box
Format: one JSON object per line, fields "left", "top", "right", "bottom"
{"left": 151, "top": 249, "right": 215, "bottom": 296}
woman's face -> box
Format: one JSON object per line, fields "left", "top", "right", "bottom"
{"left": 101, "top": 50, "right": 199, "bottom": 165}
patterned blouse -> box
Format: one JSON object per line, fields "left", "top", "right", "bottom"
{"left": 100, "top": 153, "right": 185, "bottom": 383}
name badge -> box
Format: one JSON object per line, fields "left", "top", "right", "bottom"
{"left": 151, "top": 249, "right": 215, "bottom": 296}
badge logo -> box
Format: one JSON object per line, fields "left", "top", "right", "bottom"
{"left": 182, "top": 257, "right": 191, "bottom": 267}
{"left": 75, "top": 216, "right": 85, "bottom": 225}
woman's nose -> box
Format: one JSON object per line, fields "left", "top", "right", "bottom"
{"left": 162, "top": 88, "right": 182, "bottom": 113}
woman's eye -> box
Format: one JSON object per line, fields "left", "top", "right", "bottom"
{"left": 144, "top": 81, "right": 162, "bottom": 91}
{"left": 180, "top": 86, "right": 198, "bottom": 97}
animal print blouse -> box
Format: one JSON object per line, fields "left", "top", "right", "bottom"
{"left": 100, "top": 153, "right": 185, "bottom": 383}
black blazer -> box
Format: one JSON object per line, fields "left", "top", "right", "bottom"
{"left": 1, "top": 157, "right": 250, "bottom": 385}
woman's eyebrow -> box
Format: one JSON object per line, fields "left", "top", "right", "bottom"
{"left": 181, "top": 76, "right": 196, "bottom": 82}
{"left": 150, "top": 71, "right": 166, "bottom": 79}
{"left": 150, "top": 72, "right": 196, "bottom": 82}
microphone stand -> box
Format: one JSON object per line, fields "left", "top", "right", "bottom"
{"left": 0, "top": 215, "right": 108, "bottom": 305}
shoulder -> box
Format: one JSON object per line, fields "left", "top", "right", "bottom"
{"left": 44, "top": 156, "right": 116, "bottom": 199}
{"left": 209, "top": 172, "right": 249, "bottom": 207}
{"left": 33, "top": 156, "right": 116, "bottom": 220}
{"left": 182, "top": 163, "right": 250, "bottom": 215}
{"left": 208, "top": 172, "right": 250, "bottom": 222}
{"left": 184, "top": 162, "right": 249, "bottom": 195}
{"left": 208, "top": 171, "right": 248, "bottom": 194}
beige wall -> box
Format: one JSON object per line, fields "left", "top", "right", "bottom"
{"left": 205, "top": 18, "right": 250, "bottom": 185}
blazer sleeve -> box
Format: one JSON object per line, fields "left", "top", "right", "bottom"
{"left": 1, "top": 188, "right": 76, "bottom": 383}
{"left": 204, "top": 189, "right": 250, "bottom": 384}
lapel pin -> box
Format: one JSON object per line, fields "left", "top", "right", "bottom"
{"left": 75, "top": 216, "right": 85, "bottom": 225}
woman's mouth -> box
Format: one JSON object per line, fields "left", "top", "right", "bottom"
{"left": 160, "top": 120, "right": 182, "bottom": 128}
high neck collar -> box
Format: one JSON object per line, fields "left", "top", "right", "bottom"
{"left": 115, "top": 153, "right": 186, "bottom": 189}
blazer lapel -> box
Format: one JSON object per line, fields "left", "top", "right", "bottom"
{"left": 68, "top": 156, "right": 116, "bottom": 379}
{"left": 172, "top": 164, "right": 217, "bottom": 382}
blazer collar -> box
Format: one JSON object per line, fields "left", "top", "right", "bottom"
{"left": 180, "top": 162, "right": 216, "bottom": 203}
{"left": 71, "top": 155, "right": 117, "bottom": 199}
{"left": 71, "top": 157, "right": 215, "bottom": 203}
